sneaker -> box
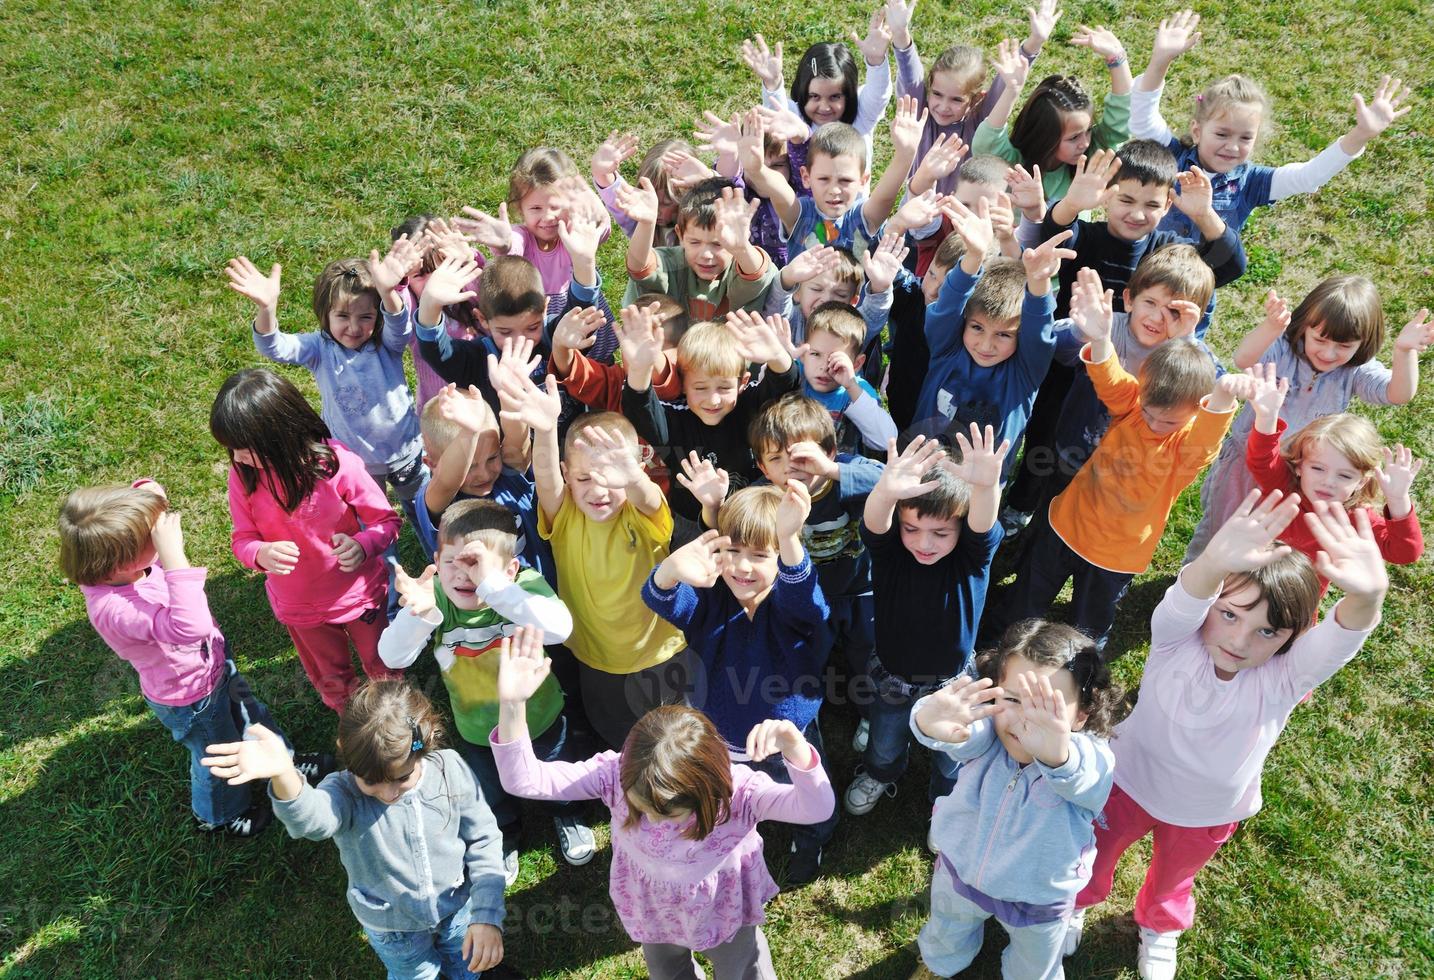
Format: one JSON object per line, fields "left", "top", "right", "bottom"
{"left": 785, "top": 841, "right": 822, "bottom": 886}
{"left": 844, "top": 769, "right": 897, "bottom": 816}
{"left": 293, "top": 752, "right": 337, "bottom": 784}
{"left": 196, "top": 796, "right": 272, "bottom": 838}
{"left": 850, "top": 719, "right": 870, "bottom": 753}
{"left": 998, "top": 506, "right": 1032, "bottom": 537}
{"left": 1062, "top": 907, "right": 1086, "bottom": 957}
{"left": 502, "top": 844, "right": 520, "bottom": 888}
{"left": 553, "top": 814, "right": 596, "bottom": 866}
{"left": 1137, "top": 926, "right": 1180, "bottom": 980}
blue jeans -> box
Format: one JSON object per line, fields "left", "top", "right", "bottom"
{"left": 364, "top": 903, "right": 484, "bottom": 980}
{"left": 744, "top": 718, "right": 839, "bottom": 855}
{"left": 145, "top": 659, "right": 287, "bottom": 825}
{"left": 457, "top": 712, "right": 579, "bottom": 848}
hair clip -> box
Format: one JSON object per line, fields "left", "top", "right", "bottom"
{"left": 408, "top": 716, "right": 425, "bottom": 753}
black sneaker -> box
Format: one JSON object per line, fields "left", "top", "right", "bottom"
{"left": 196, "top": 797, "right": 272, "bottom": 838}
{"left": 293, "top": 752, "right": 337, "bottom": 784}
{"left": 785, "top": 841, "right": 822, "bottom": 887}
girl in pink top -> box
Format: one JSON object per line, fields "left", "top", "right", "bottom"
{"left": 1066, "top": 491, "right": 1389, "bottom": 980}
{"left": 211, "top": 368, "right": 403, "bottom": 712}
{"left": 490, "top": 628, "right": 835, "bottom": 979}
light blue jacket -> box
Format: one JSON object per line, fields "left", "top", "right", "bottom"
{"left": 272, "top": 750, "right": 506, "bottom": 933}
{"left": 911, "top": 699, "right": 1113, "bottom": 906}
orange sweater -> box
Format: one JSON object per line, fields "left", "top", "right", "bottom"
{"left": 1048, "top": 346, "right": 1233, "bottom": 574}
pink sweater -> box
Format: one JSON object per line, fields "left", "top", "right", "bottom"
{"left": 80, "top": 565, "right": 228, "bottom": 706}
{"left": 491, "top": 732, "right": 834, "bottom": 951}
{"left": 228, "top": 440, "right": 400, "bottom": 628}
{"left": 1113, "top": 570, "right": 1377, "bottom": 827}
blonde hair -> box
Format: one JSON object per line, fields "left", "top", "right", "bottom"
{"left": 717, "top": 485, "right": 783, "bottom": 552}
{"left": 966, "top": 258, "right": 1026, "bottom": 325}
{"left": 1192, "top": 74, "right": 1271, "bottom": 143}
{"left": 507, "top": 146, "right": 580, "bottom": 207}
{"left": 1127, "top": 244, "right": 1216, "bottom": 311}
{"left": 1282, "top": 414, "right": 1383, "bottom": 508}
{"left": 928, "top": 45, "right": 987, "bottom": 98}
{"left": 1284, "top": 274, "right": 1385, "bottom": 368}
{"left": 676, "top": 320, "right": 747, "bottom": 379}
{"left": 564, "top": 410, "right": 640, "bottom": 458}
{"left": 420, "top": 389, "right": 498, "bottom": 456}
{"left": 806, "top": 302, "right": 866, "bottom": 356}
{"left": 58, "top": 485, "right": 167, "bottom": 585}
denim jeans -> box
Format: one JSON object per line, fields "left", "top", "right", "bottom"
{"left": 363, "top": 902, "right": 483, "bottom": 980}
{"left": 743, "top": 718, "right": 839, "bottom": 855}
{"left": 145, "top": 659, "right": 287, "bottom": 825}
{"left": 457, "top": 712, "right": 579, "bottom": 848}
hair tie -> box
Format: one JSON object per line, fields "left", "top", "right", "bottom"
{"left": 407, "top": 716, "right": 425, "bottom": 753}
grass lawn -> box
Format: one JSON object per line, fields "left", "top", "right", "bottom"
{"left": 1, "top": 0, "right": 1430, "bottom": 976}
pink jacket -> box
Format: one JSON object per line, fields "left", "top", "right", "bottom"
{"left": 228, "top": 440, "right": 399, "bottom": 627}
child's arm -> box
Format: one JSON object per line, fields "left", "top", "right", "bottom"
{"left": 1131, "top": 10, "right": 1200, "bottom": 144}
{"left": 1387, "top": 307, "right": 1433, "bottom": 405}
{"left": 378, "top": 567, "right": 443, "bottom": 670}
{"left": 740, "top": 720, "right": 836, "bottom": 825}
{"left": 862, "top": 96, "right": 927, "bottom": 232}
{"left": 1269, "top": 77, "right": 1413, "bottom": 203}
{"left": 498, "top": 369, "right": 565, "bottom": 525}
{"left": 911, "top": 677, "right": 1003, "bottom": 752}
{"left": 618, "top": 177, "right": 662, "bottom": 282}
{"left": 949, "top": 423, "right": 1012, "bottom": 534}
{"left": 676, "top": 453, "right": 730, "bottom": 530}
{"left": 574, "top": 424, "right": 665, "bottom": 518}
{"left": 864, "top": 436, "right": 948, "bottom": 534}
{"left": 1232, "top": 290, "right": 1292, "bottom": 370}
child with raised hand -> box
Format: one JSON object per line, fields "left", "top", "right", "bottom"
{"left": 226, "top": 240, "right": 427, "bottom": 520}
{"left": 1243, "top": 363, "right": 1423, "bottom": 595}
{"left": 377, "top": 497, "right": 593, "bottom": 881}
{"left": 973, "top": 22, "right": 1133, "bottom": 208}
{"left": 211, "top": 368, "right": 402, "bottom": 712}
{"left": 1184, "top": 278, "right": 1431, "bottom": 560}
{"left": 204, "top": 680, "right": 505, "bottom": 980}
{"left": 1067, "top": 493, "right": 1389, "bottom": 980}
{"left": 642, "top": 483, "right": 837, "bottom": 884}
{"left": 1131, "top": 9, "right": 1414, "bottom": 240}
{"left": 492, "top": 628, "right": 834, "bottom": 978}
{"left": 889, "top": 0, "right": 1061, "bottom": 194}
{"left": 908, "top": 620, "right": 1121, "bottom": 980}
{"left": 846, "top": 428, "right": 1009, "bottom": 817}
{"left": 795, "top": 302, "right": 899, "bottom": 453}
{"left": 60, "top": 478, "right": 313, "bottom": 838}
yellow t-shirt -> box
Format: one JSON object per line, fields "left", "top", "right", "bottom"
{"left": 539, "top": 495, "right": 686, "bottom": 674}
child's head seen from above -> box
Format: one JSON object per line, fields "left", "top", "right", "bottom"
{"left": 1189, "top": 74, "right": 1270, "bottom": 174}
{"left": 435, "top": 498, "right": 521, "bottom": 611}
{"left": 749, "top": 392, "right": 838, "bottom": 493}
{"left": 1124, "top": 244, "right": 1215, "bottom": 348}
{"left": 896, "top": 460, "right": 968, "bottom": 565}
{"left": 976, "top": 619, "right": 1124, "bottom": 762}
{"left": 675, "top": 177, "right": 741, "bottom": 283}
{"left": 620, "top": 705, "right": 733, "bottom": 838}
{"left": 802, "top": 124, "right": 869, "bottom": 220}
{"left": 1136, "top": 340, "right": 1215, "bottom": 435}
{"left": 338, "top": 680, "right": 444, "bottom": 804}
{"left": 716, "top": 485, "right": 783, "bottom": 608}
{"left": 507, "top": 146, "right": 581, "bottom": 245}
{"left": 1201, "top": 549, "right": 1320, "bottom": 679}
{"left": 210, "top": 368, "right": 336, "bottom": 512}
{"left": 420, "top": 389, "right": 503, "bottom": 498}
{"left": 563, "top": 412, "right": 645, "bottom": 522}
{"left": 800, "top": 303, "right": 868, "bottom": 393}
{"left": 1105, "top": 140, "right": 1178, "bottom": 241}
{"left": 963, "top": 258, "right": 1026, "bottom": 368}
{"left": 58, "top": 483, "right": 168, "bottom": 586}
{"left": 478, "top": 256, "right": 546, "bottom": 345}
{"left": 794, "top": 247, "right": 863, "bottom": 319}
{"left": 1282, "top": 414, "right": 1382, "bottom": 509}
{"left": 926, "top": 45, "right": 989, "bottom": 128}
{"left": 1286, "top": 274, "right": 1385, "bottom": 374}
{"left": 1010, "top": 74, "right": 1094, "bottom": 172}
{"left": 790, "top": 42, "right": 860, "bottom": 127}
{"left": 675, "top": 320, "right": 750, "bottom": 427}
{"left": 314, "top": 258, "right": 383, "bottom": 351}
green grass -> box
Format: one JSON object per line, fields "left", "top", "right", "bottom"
{"left": 2, "top": 0, "right": 1431, "bottom": 976}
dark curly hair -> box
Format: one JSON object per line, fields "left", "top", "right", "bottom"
{"left": 975, "top": 619, "right": 1125, "bottom": 738}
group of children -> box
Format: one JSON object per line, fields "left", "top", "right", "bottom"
{"left": 57, "top": 3, "right": 1426, "bottom": 978}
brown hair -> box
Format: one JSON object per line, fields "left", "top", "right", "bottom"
{"left": 338, "top": 680, "right": 445, "bottom": 784}
{"left": 313, "top": 258, "right": 384, "bottom": 350}
{"left": 1283, "top": 274, "right": 1385, "bottom": 368}
{"left": 676, "top": 320, "right": 747, "bottom": 379}
{"left": 717, "top": 485, "right": 783, "bottom": 552}
{"left": 976, "top": 619, "right": 1125, "bottom": 737}
{"left": 748, "top": 392, "right": 837, "bottom": 458}
{"left": 437, "top": 498, "right": 519, "bottom": 560}
{"left": 807, "top": 122, "right": 868, "bottom": 172}
{"left": 1281, "top": 414, "right": 1383, "bottom": 508}
{"left": 563, "top": 410, "right": 640, "bottom": 458}
{"left": 58, "top": 485, "right": 167, "bottom": 585}
{"left": 966, "top": 258, "right": 1026, "bottom": 325}
{"left": 507, "top": 146, "right": 580, "bottom": 207}
{"left": 1138, "top": 340, "right": 1216, "bottom": 411}
{"left": 620, "top": 706, "right": 733, "bottom": 840}
{"left": 897, "top": 460, "right": 970, "bottom": 523}
{"left": 477, "top": 255, "right": 545, "bottom": 322}
{"left": 1217, "top": 550, "right": 1320, "bottom": 656}
{"left": 1009, "top": 75, "right": 1094, "bottom": 172}
{"left": 1127, "top": 244, "right": 1216, "bottom": 311}
{"left": 806, "top": 301, "right": 866, "bottom": 356}
{"left": 420, "top": 389, "right": 498, "bottom": 457}
{"left": 928, "top": 44, "right": 987, "bottom": 99}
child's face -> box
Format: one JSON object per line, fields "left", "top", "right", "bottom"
{"left": 1053, "top": 111, "right": 1094, "bottom": 167}
{"left": 1301, "top": 323, "right": 1360, "bottom": 373}
{"left": 562, "top": 444, "right": 629, "bottom": 522}
{"left": 897, "top": 506, "right": 961, "bottom": 564}
{"left": 1105, "top": 179, "right": 1174, "bottom": 241}
{"left": 802, "top": 76, "right": 847, "bottom": 126}
{"left": 1125, "top": 285, "right": 1187, "bottom": 348}
{"left": 354, "top": 760, "right": 422, "bottom": 805}
{"left": 682, "top": 371, "right": 746, "bottom": 426}
{"left": 1139, "top": 399, "right": 1199, "bottom": 436}
{"left": 1192, "top": 105, "right": 1262, "bottom": 174}
{"left": 795, "top": 274, "right": 858, "bottom": 320}
{"left": 678, "top": 223, "right": 732, "bottom": 282}
{"left": 520, "top": 185, "right": 566, "bottom": 242}
{"left": 928, "top": 70, "right": 982, "bottom": 128}
{"left": 436, "top": 538, "right": 519, "bottom": 610}
{"left": 993, "top": 655, "right": 1086, "bottom": 764}
{"left": 720, "top": 539, "right": 779, "bottom": 609}
{"left": 1297, "top": 441, "right": 1370, "bottom": 506}
{"left": 922, "top": 262, "right": 952, "bottom": 305}
{"left": 756, "top": 441, "right": 834, "bottom": 493}
{"left": 1200, "top": 581, "right": 1292, "bottom": 679}
{"left": 482, "top": 310, "right": 545, "bottom": 346}
{"left": 800, "top": 329, "right": 862, "bottom": 393}
{"left": 328, "top": 294, "right": 380, "bottom": 351}
{"left": 802, "top": 151, "right": 867, "bottom": 220}
{"left": 963, "top": 311, "right": 1019, "bottom": 367}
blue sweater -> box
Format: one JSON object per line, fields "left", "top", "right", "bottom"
{"left": 642, "top": 554, "right": 831, "bottom": 748}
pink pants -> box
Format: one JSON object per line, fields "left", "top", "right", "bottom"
{"left": 1076, "top": 782, "right": 1239, "bottom": 933}
{"left": 287, "top": 610, "right": 400, "bottom": 712}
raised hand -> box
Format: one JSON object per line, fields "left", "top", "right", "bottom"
{"left": 437, "top": 382, "right": 495, "bottom": 434}
{"left": 225, "top": 256, "right": 281, "bottom": 311}
{"left": 695, "top": 109, "right": 743, "bottom": 159}
{"left": 1304, "top": 502, "right": 1389, "bottom": 600}
{"left": 775, "top": 479, "right": 813, "bottom": 539}
{"left": 550, "top": 303, "right": 604, "bottom": 355}
{"left": 1005, "top": 164, "right": 1045, "bottom": 218}
{"left": 726, "top": 309, "right": 787, "bottom": 365}
{"left": 915, "top": 676, "right": 1004, "bottom": 743}
{"left": 1068, "top": 266, "right": 1114, "bottom": 342}
{"left": 862, "top": 232, "right": 910, "bottom": 294}
{"left": 256, "top": 540, "right": 300, "bottom": 575}
{"left": 202, "top": 724, "right": 295, "bottom": 785}
{"left": 1070, "top": 24, "right": 1126, "bottom": 63}
{"left": 1202, "top": 489, "right": 1302, "bottom": 575}
{"left": 1351, "top": 75, "right": 1413, "bottom": 142}
{"left": 1010, "top": 671, "right": 1072, "bottom": 766}
{"left": 1021, "top": 228, "right": 1076, "bottom": 284}
{"left": 455, "top": 203, "right": 513, "bottom": 253}
{"left": 660, "top": 528, "right": 730, "bottom": 588}
{"left": 368, "top": 234, "right": 421, "bottom": 295}
{"left": 884, "top": 0, "right": 917, "bottom": 49}
{"left": 745, "top": 718, "right": 809, "bottom": 764}
{"left": 1025, "top": 0, "right": 1063, "bottom": 52}
{"left": 592, "top": 130, "right": 639, "bottom": 187}
{"left": 992, "top": 37, "right": 1031, "bottom": 92}
{"left": 713, "top": 186, "right": 760, "bottom": 254}
{"left": 424, "top": 255, "right": 482, "bottom": 307}
{"left": 950, "top": 423, "right": 1012, "bottom": 490}
{"left": 782, "top": 245, "right": 841, "bottom": 286}
{"left": 1150, "top": 9, "right": 1201, "bottom": 66}
{"left": 853, "top": 7, "right": 893, "bottom": 66}
{"left": 754, "top": 103, "right": 811, "bottom": 145}
{"left": 497, "top": 626, "right": 552, "bottom": 704}
{"left": 877, "top": 435, "right": 947, "bottom": 499}
{"left": 618, "top": 301, "right": 665, "bottom": 380}
{"left": 393, "top": 564, "right": 438, "bottom": 618}
{"left": 1245, "top": 362, "right": 1289, "bottom": 426}
{"left": 1373, "top": 444, "right": 1424, "bottom": 509}
{"left": 890, "top": 94, "right": 928, "bottom": 157}
{"left": 676, "top": 452, "right": 730, "bottom": 511}
{"left": 574, "top": 425, "right": 646, "bottom": 490}
{"left": 614, "top": 175, "right": 661, "bottom": 226}
{"left": 1064, "top": 149, "right": 1121, "bottom": 213}
{"left": 1394, "top": 307, "right": 1434, "bottom": 353}
{"left": 741, "top": 34, "right": 784, "bottom": 91}
{"left": 1173, "top": 166, "right": 1215, "bottom": 218}
{"left": 331, "top": 532, "right": 366, "bottom": 572}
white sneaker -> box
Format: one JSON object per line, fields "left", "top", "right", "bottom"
{"left": 844, "top": 769, "right": 897, "bottom": 815}
{"left": 851, "top": 719, "right": 870, "bottom": 753}
{"left": 1137, "top": 926, "right": 1180, "bottom": 980}
{"left": 1062, "top": 907, "right": 1086, "bottom": 957}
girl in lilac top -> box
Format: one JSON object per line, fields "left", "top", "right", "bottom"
{"left": 490, "top": 628, "right": 834, "bottom": 978}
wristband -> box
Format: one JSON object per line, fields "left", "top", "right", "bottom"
{"left": 1105, "top": 54, "right": 1127, "bottom": 69}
